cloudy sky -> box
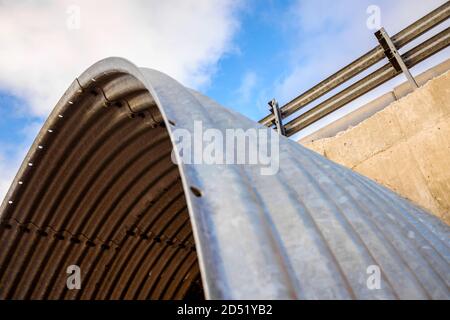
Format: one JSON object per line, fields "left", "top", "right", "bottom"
{"left": 0, "top": 0, "right": 448, "bottom": 201}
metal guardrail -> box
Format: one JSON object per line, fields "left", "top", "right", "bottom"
{"left": 259, "top": 1, "right": 450, "bottom": 137}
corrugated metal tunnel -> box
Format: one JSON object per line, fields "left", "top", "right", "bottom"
{"left": 0, "top": 59, "right": 202, "bottom": 300}
{"left": 0, "top": 58, "right": 449, "bottom": 299}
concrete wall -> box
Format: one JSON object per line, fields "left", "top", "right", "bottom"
{"left": 302, "top": 71, "right": 450, "bottom": 224}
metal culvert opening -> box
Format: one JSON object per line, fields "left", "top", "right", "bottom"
{"left": 0, "top": 68, "right": 204, "bottom": 300}
{"left": 1, "top": 58, "right": 449, "bottom": 300}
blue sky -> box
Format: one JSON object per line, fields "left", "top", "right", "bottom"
{"left": 0, "top": 0, "right": 449, "bottom": 200}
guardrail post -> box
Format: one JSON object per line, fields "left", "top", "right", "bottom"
{"left": 375, "top": 27, "right": 419, "bottom": 90}
{"left": 268, "top": 99, "right": 286, "bottom": 136}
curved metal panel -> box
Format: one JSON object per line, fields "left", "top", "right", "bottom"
{"left": 0, "top": 57, "right": 449, "bottom": 299}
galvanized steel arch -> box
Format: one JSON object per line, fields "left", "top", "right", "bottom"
{"left": 0, "top": 57, "right": 449, "bottom": 300}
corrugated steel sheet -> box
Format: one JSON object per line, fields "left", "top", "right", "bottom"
{"left": 0, "top": 57, "right": 449, "bottom": 299}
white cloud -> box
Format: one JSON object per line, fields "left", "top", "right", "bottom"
{"left": 0, "top": 0, "right": 242, "bottom": 203}
{"left": 236, "top": 71, "right": 257, "bottom": 104}
{"left": 0, "top": 0, "right": 242, "bottom": 117}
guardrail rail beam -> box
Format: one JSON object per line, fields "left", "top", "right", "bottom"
{"left": 257, "top": 2, "right": 450, "bottom": 135}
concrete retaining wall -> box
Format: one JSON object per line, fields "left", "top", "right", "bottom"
{"left": 303, "top": 71, "right": 450, "bottom": 224}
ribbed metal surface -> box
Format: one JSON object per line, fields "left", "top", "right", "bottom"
{"left": 0, "top": 58, "right": 449, "bottom": 300}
